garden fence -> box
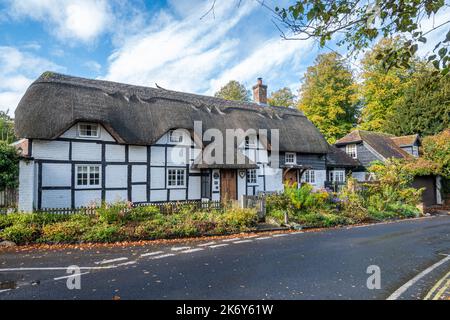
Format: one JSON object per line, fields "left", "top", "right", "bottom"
{"left": 0, "top": 188, "right": 17, "bottom": 211}
{"left": 39, "top": 200, "right": 222, "bottom": 215}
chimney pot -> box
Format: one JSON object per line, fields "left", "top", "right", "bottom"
{"left": 253, "top": 77, "right": 267, "bottom": 105}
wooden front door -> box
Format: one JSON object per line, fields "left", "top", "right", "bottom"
{"left": 284, "top": 169, "right": 298, "bottom": 186}
{"left": 220, "top": 169, "right": 237, "bottom": 202}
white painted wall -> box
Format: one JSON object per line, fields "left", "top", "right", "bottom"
{"left": 42, "top": 163, "right": 71, "bottom": 187}
{"left": 60, "top": 123, "right": 115, "bottom": 141}
{"left": 18, "top": 160, "right": 35, "bottom": 212}
{"left": 33, "top": 140, "right": 69, "bottom": 160}
{"left": 42, "top": 190, "right": 71, "bottom": 208}
{"left": 132, "top": 185, "right": 147, "bottom": 202}
{"left": 105, "top": 190, "right": 127, "bottom": 203}
{"left": 129, "top": 146, "right": 147, "bottom": 162}
{"left": 150, "top": 167, "right": 165, "bottom": 189}
{"left": 105, "top": 144, "right": 125, "bottom": 162}
{"left": 170, "top": 189, "right": 186, "bottom": 201}
{"left": 352, "top": 171, "right": 367, "bottom": 181}
{"left": 150, "top": 189, "right": 167, "bottom": 202}
{"left": 75, "top": 190, "right": 101, "bottom": 207}
{"left": 188, "top": 176, "right": 201, "bottom": 200}
{"left": 132, "top": 165, "right": 147, "bottom": 183}
{"left": 72, "top": 142, "right": 101, "bottom": 161}
{"left": 106, "top": 165, "right": 127, "bottom": 188}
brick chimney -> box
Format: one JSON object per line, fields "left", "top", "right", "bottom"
{"left": 252, "top": 77, "right": 267, "bottom": 105}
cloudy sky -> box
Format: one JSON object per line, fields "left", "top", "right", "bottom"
{"left": 0, "top": 0, "right": 448, "bottom": 115}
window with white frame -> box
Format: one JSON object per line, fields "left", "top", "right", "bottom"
{"left": 285, "top": 152, "right": 296, "bottom": 164}
{"left": 302, "top": 170, "right": 316, "bottom": 184}
{"left": 167, "top": 168, "right": 186, "bottom": 187}
{"left": 345, "top": 144, "right": 357, "bottom": 159}
{"left": 76, "top": 165, "right": 100, "bottom": 187}
{"left": 247, "top": 169, "right": 257, "bottom": 185}
{"left": 329, "top": 170, "right": 345, "bottom": 183}
{"left": 169, "top": 130, "right": 184, "bottom": 143}
{"left": 78, "top": 123, "right": 99, "bottom": 138}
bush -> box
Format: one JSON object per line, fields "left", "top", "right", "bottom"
{"left": 0, "top": 224, "right": 39, "bottom": 244}
{"left": 218, "top": 208, "right": 258, "bottom": 232}
{"left": 96, "top": 202, "right": 130, "bottom": 225}
{"left": 82, "top": 224, "right": 122, "bottom": 243}
{"left": 126, "top": 205, "right": 160, "bottom": 222}
{"left": 295, "top": 212, "right": 350, "bottom": 228}
{"left": 39, "top": 219, "right": 90, "bottom": 243}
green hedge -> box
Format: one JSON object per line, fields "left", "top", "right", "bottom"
{"left": 0, "top": 203, "right": 258, "bottom": 245}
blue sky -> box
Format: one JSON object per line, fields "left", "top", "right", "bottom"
{"left": 0, "top": 0, "right": 448, "bottom": 114}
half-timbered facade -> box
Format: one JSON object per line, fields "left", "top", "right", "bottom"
{"left": 15, "top": 73, "right": 329, "bottom": 211}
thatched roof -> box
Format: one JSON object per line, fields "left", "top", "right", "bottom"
{"left": 326, "top": 145, "right": 360, "bottom": 167}
{"left": 15, "top": 72, "right": 329, "bottom": 153}
{"left": 335, "top": 130, "right": 411, "bottom": 159}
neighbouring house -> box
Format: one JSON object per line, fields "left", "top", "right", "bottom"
{"left": 335, "top": 130, "right": 442, "bottom": 206}
{"left": 14, "top": 72, "right": 329, "bottom": 211}
{"left": 325, "top": 145, "right": 361, "bottom": 191}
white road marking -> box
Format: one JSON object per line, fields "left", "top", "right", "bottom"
{"left": 95, "top": 257, "right": 128, "bottom": 265}
{"left": 117, "top": 261, "right": 137, "bottom": 267}
{"left": 198, "top": 241, "right": 216, "bottom": 247}
{"left": 233, "top": 240, "right": 253, "bottom": 244}
{"left": 0, "top": 266, "right": 116, "bottom": 271}
{"left": 140, "top": 251, "right": 164, "bottom": 257}
{"left": 387, "top": 255, "right": 450, "bottom": 300}
{"left": 181, "top": 248, "right": 204, "bottom": 254}
{"left": 222, "top": 238, "right": 241, "bottom": 242}
{"left": 151, "top": 253, "right": 176, "bottom": 259}
{"left": 54, "top": 272, "right": 90, "bottom": 281}
{"left": 171, "top": 246, "right": 191, "bottom": 251}
{"left": 209, "top": 244, "right": 229, "bottom": 248}
{"left": 272, "top": 234, "right": 288, "bottom": 237}
{"left": 255, "top": 236, "right": 272, "bottom": 240}
{"left": 0, "top": 289, "right": 11, "bottom": 293}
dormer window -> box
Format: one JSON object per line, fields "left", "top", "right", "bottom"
{"left": 345, "top": 144, "right": 357, "bottom": 159}
{"left": 169, "top": 130, "right": 183, "bottom": 143}
{"left": 285, "top": 152, "right": 296, "bottom": 164}
{"left": 78, "top": 123, "right": 99, "bottom": 138}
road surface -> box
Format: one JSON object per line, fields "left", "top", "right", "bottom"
{"left": 1, "top": 215, "right": 449, "bottom": 300}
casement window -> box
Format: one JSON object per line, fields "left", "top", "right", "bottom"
{"left": 345, "top": 144, "right": 357, "bottom": 159}
{"left": 285, "top": 152, "right": 296, "bottom": 164}
{"left": 245, "top": 136, "right": 256, "bottom": 148}
{"left": 167, "top": 168, "right": 186, "bottom": 188}
{"left": 169, "top": 130, "right": 184, "bottom": 143}
{"left": 302, "top": 170, "right": 316, "bottom": 184}
{"left": 329, "top": 170, "right": 345, "bottom": 183}
{"left": 76, "top": 165, "right": 100, "bottom": 187}
{"left": 246, "top": 169, "right": 257, "bottom": 185}
{"left": 78, "top": 123, "right": 99, "bottom": 138}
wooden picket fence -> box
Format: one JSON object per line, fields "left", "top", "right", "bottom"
{"left": 39, "top": 200, "right": 222, "bottom": 215}
{"left": 0, "top": 188, "right": 17, "bottom": 210}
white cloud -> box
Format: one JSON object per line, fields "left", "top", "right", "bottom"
{"left": 104, "top": 1, "right": 313, "bottom": 97}
{"left": 0, "top": 46, "right": 64, "bottom": 114}
{"left": 6, "top": 0, "right": 112, "bottom": 43}
{"left": 84, "top": 60, "right": 102, "bottom": 73}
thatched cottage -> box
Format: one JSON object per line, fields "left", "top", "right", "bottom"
{"left": 14, "top": 73, "right": 330, "bottom": 211}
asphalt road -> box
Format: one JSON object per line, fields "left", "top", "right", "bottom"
{"left": 0, "top": 215, "right": 449, "bottom": 300}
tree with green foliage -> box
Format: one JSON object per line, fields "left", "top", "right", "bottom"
{"left": 421, "top": 129, "right": 450, "bottom": 179}
{"left": 214, "top": 80, "right": 250, "bottom": 102}
{"left": 298, "top": 52, "right": 359, "bottom": 143}
{"left": 0, "top": 141, "right": 19, "bottom": 191}
{"left": 385, "top": 66, "right": 450, "bottom": 136}
{"left": 274, "top": 0, "right": 450, "bottom": 74}
{"left": 0, "top": 110, "right": 16, "bottom": 144}
{"left": 358, "top": 38, "right": 414, "bottom": 132}
{"left": 268, "top": 87, "right": 295, "bottom": 107}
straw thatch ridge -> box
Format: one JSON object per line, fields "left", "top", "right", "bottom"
{"left": 15, "top": 72, "right": 329, "bottom": 154}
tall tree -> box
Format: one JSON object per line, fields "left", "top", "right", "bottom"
{"left": 385, "top": 66, "right": 450, "bottom": 137}
{"left": 0, "top": 141, "right": 19, "bottom": 191}
{"left": 214, "top": 80, "right": 250, "bottom": 102}
{"left": 268, "top": 87, "right": 295, "bottom": 107}
{"left": 298, "top": 52, "right": 359, "bottom": 143}
{"left": 0, "top": 110, "right": 16, "bottom": 144}
{"left": 358, "top": 38, "right": 414, "bottom": 132}
{"left": 274, "top": 0, "right": 449, "bottom": 74}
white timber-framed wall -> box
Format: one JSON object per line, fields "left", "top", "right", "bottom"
{"left": 18, "top": 122, "right": 327, "bottom": 211}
